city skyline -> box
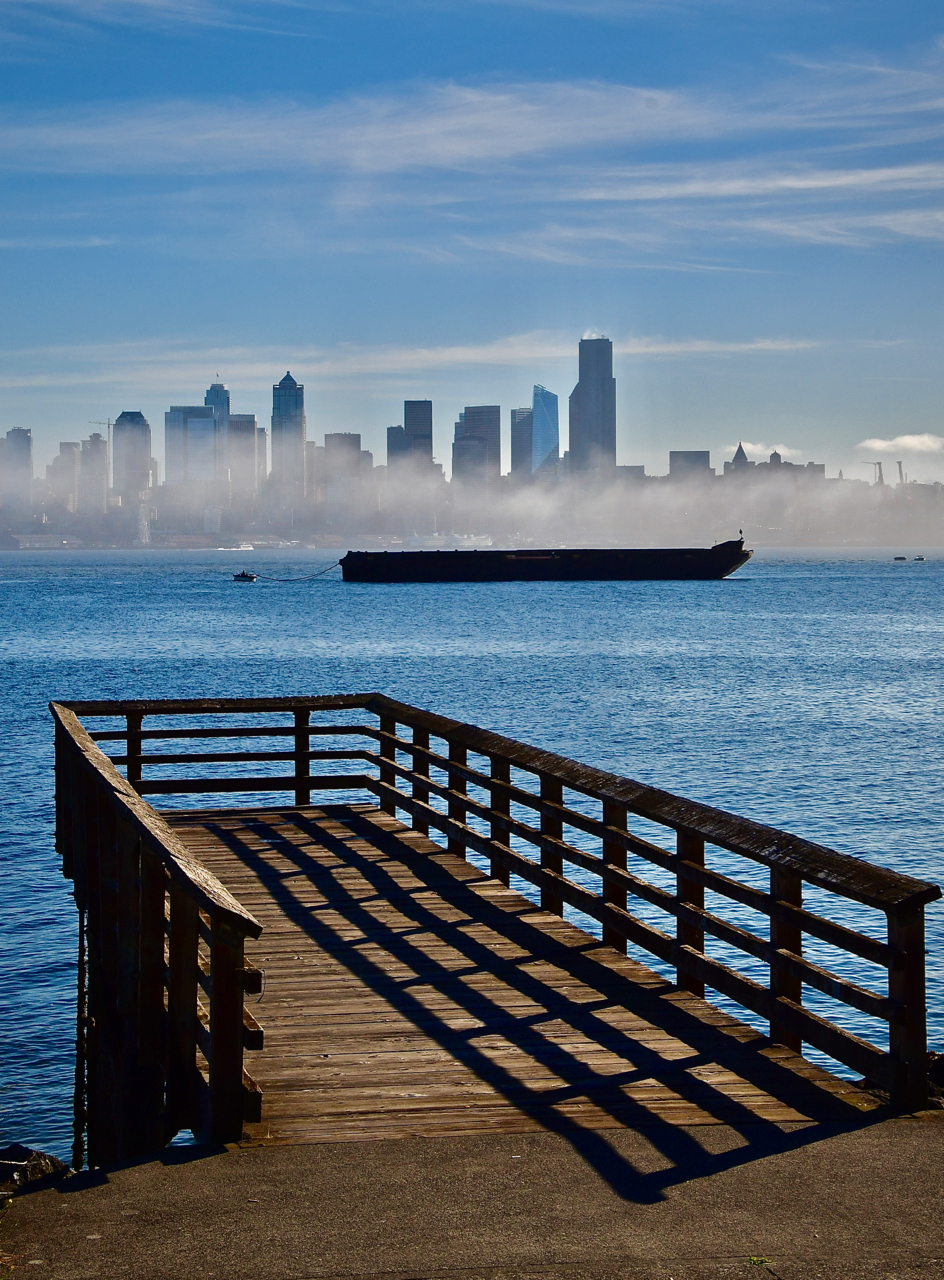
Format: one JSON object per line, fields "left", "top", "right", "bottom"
{"left": 0, "top": 5, "right": 942, "bottom": 482}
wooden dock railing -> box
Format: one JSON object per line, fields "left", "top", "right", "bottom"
{"left": 53, "top": 692, "right": 942, "bottom": 1164}
{"left": 52, "top": 703, "right": 264, "bottom": 1169}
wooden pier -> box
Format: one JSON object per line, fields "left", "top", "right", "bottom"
{"left": 52, "top": 694, "right": 941, "bottom": 1168}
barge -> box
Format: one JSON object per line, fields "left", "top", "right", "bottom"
{"left": 339, "top": 538, "right": 752, "bottom": 583}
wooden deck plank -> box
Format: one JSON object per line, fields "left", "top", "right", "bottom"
{"left": 162, "top": 803, "right": 880, "bottom": 1144}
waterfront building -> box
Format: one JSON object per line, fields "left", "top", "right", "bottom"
{"left": 0, "top": 428, "right": 33, "bottom": 515}
{"left": 510, "top": 408, "right": 532, "bottom": 481}
{"left": 669, "top": 450, "right": 713, "bottom": 480}
{"left": 531, "top": 385, "right": 559, "bottom": 482}
{"left": 568, "top": 337, "right": 616, "bottom": 474}
{"left": 271, "top": 372, "right": 306, "bottom": 490}
{"left": 113, "top": 411, "right": 153, "bottom": 503}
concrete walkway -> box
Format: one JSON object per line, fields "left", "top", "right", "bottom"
{"left": 4, "top": 1116, "right": 944, "bottom": 1280}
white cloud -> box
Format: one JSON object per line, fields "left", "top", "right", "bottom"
{"left": 857, "top": 433, "right": 944, "bottom": 454}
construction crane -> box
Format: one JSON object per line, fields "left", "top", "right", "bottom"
{"left": 861, "top": 461, "right": 885, "bottom": 486}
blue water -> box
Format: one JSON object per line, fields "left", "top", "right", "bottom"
{"left": 2, "top": 548, "right": 943, "bottom": 1160}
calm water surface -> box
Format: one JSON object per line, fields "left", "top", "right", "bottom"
{"left": 2, "top": 548, "right": 942, "bottom": 1158}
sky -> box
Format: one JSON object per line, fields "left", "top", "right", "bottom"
{"left": 1, "top": 0, "right": 943, "bottom": 479}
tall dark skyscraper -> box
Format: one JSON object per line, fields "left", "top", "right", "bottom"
{"left": 113, "top": 411, "right": 152, "bottom": 502}
{"left": 271, "top": 371, "right": 306, "bottom": 489}
{"left": 403, "top": 400, "right": 433, "bottom": 461}
{"left": 568, "top": 337, "right": 616, "bottom": 473}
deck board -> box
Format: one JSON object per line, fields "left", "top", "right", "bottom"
{"left": 162, "top": 803, "right": 880, "bottom": 1144}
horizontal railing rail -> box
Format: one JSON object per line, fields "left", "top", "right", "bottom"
{"left": 54, "top": 692, "right": 941, "bottom": 1117}
{"left": 52, "top": 702, "right": 265, "bottom": 1169}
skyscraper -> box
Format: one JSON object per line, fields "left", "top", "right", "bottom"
{"left": 113, "top": 411, "right": 152, "bottom": 502}
{"left": 78, "top": 433, "right": 109, "bottom": 516}
{"left": 226, "top": 413, "right": 259, "bottom": 502}
{"left": 46, "top": 442, "right": 81, "bottom": 512}
{"left": 0, "top": 428, "right": 33, "bottom": 515}
{"left": 403, "top": 400, "right": 433, "bottom": 462}
{"left": 165, "top": 406, "right": 221, "bottom": 485}
{"left": 271, "top": 372, "right": 306, "bottom": 489}
{"left": 568, "top": 337, "right": 616, "bottom": 474}
{"left": 205, "top": 382, "right": 230, "bottom": 427}
{"left": 531, "top": 385, "right": 559, "bottom": 480}
{"left": 453, "top": 405, "right": 500, "bottom": 483}
{"left": 386, "top": 425, "right": 411, "bottom": 467}
{"left": 510, "top": 407, "right": 532, "bottom": 480}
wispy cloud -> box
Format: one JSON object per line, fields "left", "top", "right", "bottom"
{"left": 857, "top": 433, "right": 944, "bottom": 453}
{"left": 0, "top": 329, "right": 821, "bottom": 393}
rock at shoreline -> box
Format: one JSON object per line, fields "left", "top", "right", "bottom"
{"left": 0, "top": 1145, "right": 68, "bottom": 1196}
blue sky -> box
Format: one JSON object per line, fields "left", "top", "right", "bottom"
{"left": 1, "top": 0, "right": 943, "bottom": 478}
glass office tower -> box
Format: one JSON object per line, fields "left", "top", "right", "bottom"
{"left": 531, "top": 385, "right": 559, "bottom": 479}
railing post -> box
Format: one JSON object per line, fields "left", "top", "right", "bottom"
{"left": 602, "top": 802, "right": 627, "bottom": 951}
{"left": 379, "top": 714, "right": 397, "bottom": 816}
{"left": 208, "top": 917, "right": 246, "bottom": 1144}
{"left": 540, "top": 777, "right": 563, "bottom": 916}
{"left": 676, "top": 831, "right": 705, "bottom": 997}
{"left": 55, "top": 720, "right": 75, "bottom": 880}
{"left": 115, "top": 813, "right": 143, "bottom": 1156}
{"left": 138, "top": 845, "right": 168, "bottom": 1151}
{"left": 80, "top": 771, "right": 104, "bottom": 1167}
{"left": 770, "top": 867, "right": 803, "bottom": 1050}
{"left": 125, "top": 711, "right": 143, "bottom": 791}
{"left": 411, "top": 727, "right": 430, "bottom": 835}
{"left": 447, "top": 740, "right": 467, "bottom": 858}
{"left": 887, "top": 903, "right": 929, "bottom": 1110}
{"left": 489, "top": 757, "right": 511, "bottom": 886}
{"left": 166, "top": 886, "right": 199, "bottom": 1138}
{"left": 294, "top": 709, "right": 310, "bottom": 806}
{"left": 94, "top": 784, "right": 122, "bottom": 1163}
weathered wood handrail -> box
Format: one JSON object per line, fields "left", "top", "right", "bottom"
{"left": 51, "top": 703, "right": 264, "bottom": 1169}
{"left": 54, "top": 693, "right": 942, "bottom": 1119}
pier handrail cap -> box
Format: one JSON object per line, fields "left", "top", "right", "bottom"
{"left": 363, "top": 693, "right": 942, "bottom": 913}
{"left": 51, "top": 701, "right": 263, "bottom": 938}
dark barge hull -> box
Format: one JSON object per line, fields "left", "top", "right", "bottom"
{"left": 340, "top": 539, "right": 752, "bottom": 583}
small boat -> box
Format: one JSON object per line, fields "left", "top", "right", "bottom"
{"left": 894, "top": 556, "right": 907, "bottom": 562}
{"left": 233, "top": 570, "right": 257, "bottom": 582}
{"left": 915, "top": 556, "right": 926, "bottom": 562}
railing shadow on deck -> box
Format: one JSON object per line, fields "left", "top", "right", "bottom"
{"left": 51, "top": 692, "right": 942, "bottom": 1179}
{"left": 205, "top": 805, "right": 886, "bottom": 1205}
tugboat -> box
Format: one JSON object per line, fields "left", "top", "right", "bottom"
{"left": 232, "top": 569, "right": 257, "bottom": 582}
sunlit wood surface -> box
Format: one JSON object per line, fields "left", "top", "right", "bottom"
{"left": 163, "top": 803, "right": 879, "bottom": 1144}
